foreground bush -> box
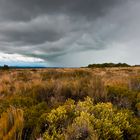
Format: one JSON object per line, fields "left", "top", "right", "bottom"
{"left": 43, "top": 97, "right": 140, "bottom": 140}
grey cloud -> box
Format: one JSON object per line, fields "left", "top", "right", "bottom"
{"left": 0, "top": 0, "right": 123, "bottom": 21}
{"left": 0, "top": 0, "right": 139, "bottom": 66}
{"left": 0, "top": 15, "right": 71, "bottom": 44}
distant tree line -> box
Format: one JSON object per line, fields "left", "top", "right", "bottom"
{"left": 0, "top": 65, "right": 9, "bottom": 70}
{"left": 88, "top": 63, "right": 131, "bottom": 68}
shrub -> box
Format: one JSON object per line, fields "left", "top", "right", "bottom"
{"left": 65, "top": 112, "right": 98, "bottom": 140}
{"left": 43, "top": 97, "right": 137, "bottom": 140}
{"left": 57, "top": 76, "right": 106, "bottom": 103}
{"left": 135, "top": 102, "right": 140, "bottom": 117}
{"left": 106, "top": 86, "right": 137, "bottom": 109}
{"left": 9, "top": 97, "right": 36, "bottom": 108}
{"left": 23, "top": 102, "right": 48, "bottom": 140}
{"left": 129, "top": 76, "right": 140, "bottom": 92}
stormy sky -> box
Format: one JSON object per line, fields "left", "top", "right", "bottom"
{"left": 0, "top": 0, "right": 140, "bottom": 67}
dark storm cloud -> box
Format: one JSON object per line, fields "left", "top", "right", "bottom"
{"left": 0, "top": 0, "right": 122, "bottom": 44}
{"left": 0, "top": 0, "right": 123, "bottom": 21}
{"left": 0, "top": 0, "right": 139, "bottom": 66}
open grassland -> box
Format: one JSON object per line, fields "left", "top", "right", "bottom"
{"left": 1, "top": 67, "right": 140, "bottom": 140}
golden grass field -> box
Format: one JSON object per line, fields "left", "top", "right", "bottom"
{"left": 0, "top": 67, "right": 140, "bottom": 97}
{"left": 1, "top": 67, "right": 140, "bottom": 140}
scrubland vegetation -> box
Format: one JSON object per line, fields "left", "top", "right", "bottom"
{"left": 1, "top": 67, "right": 140, "bottom": 139}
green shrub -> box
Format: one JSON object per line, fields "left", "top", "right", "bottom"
{"left": 106, "top": 86, "right": 137, "bottom": 109}
{"left": 9, "top": 97, "right": 36, "bottom": 108}
{"left": 23, "top": 102, "right": 48, "bottom": 140}
{"left": 129, "top": 76, "right": 140, "bottom": 92}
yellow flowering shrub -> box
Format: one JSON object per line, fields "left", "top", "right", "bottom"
{"left": 43, "top": 99, "right": 76, "bottom": 140}
{"left": 76, "top": 97, "right": 94, "bottom": 114}
{"left": 65, "top": 111, "right": 98, "bottom": 140}
{"left": 43, "top": 97, "right": 137, "bottom": 140}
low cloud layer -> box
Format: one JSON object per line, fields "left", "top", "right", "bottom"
{"left": 0, "top": 0, "right": 140, "bottom": 67}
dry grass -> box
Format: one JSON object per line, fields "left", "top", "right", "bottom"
{"left": 0, "top": 67, "right": 140, "bottom": 99}
{"left": 0, "top": 67, "right": 139, "bottom": 104}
